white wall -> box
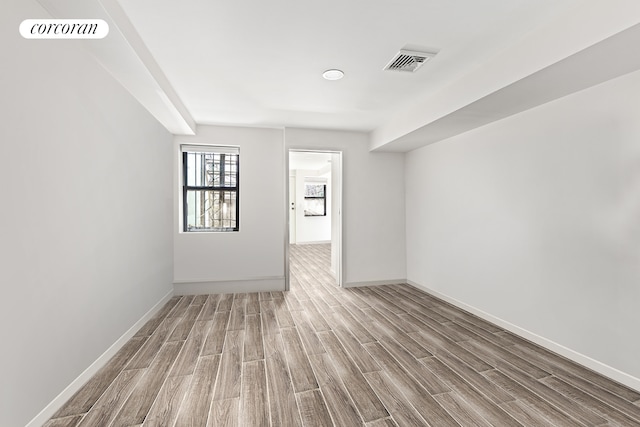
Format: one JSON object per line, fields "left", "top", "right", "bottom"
{"left": 175, "top": 126, "right": 404, "bottom": 292}
{"left": 405, "top": 69, "right": 640, "bottom": 385}
{"left": 174, "top": 125, "right": 286, "bottom": 293}
{"left": 0, "top": 1, "right": 174, "bottom": 426}
{"left": 286, "top": 128, "right": 406, "bottom": 286}
{"left": 294, "top": 169, "right": 331, "bottom": 243}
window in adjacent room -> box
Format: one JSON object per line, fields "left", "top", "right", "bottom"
{"left": 182, "top": 145, "right": 239, "bottom": 232}
{"left": 303, "top": 183, "right": 326, "bottom": 216}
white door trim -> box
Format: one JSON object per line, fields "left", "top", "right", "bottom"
{"left": 286, "top": 149, "right": 343, "bottom": 289}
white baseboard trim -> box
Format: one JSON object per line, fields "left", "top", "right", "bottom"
{"left": 343, "top": 278, "right": 406, "bottom": 288}
{"left": 293, "top": 240, "right": 331, "bottom": 245}
{"left": 26, "top": 290, "right": 175, "bottom": 427}
{"left": 407, "top": 280, "right": 640, "bottom": 393}
{"left": 173, "top": 277, "right": 286, "bottom": 295}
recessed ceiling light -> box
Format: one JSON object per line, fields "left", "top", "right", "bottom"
{"left": 322, "top": 69, "right": 344, "bottom": 80}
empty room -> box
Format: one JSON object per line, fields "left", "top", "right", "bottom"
{"left": 2, "top": 0, "right": 640, "bottom": 426}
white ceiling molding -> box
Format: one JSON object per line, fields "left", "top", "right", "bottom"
{"left": 36, "top": 0, "right": 196, "bottom": 135}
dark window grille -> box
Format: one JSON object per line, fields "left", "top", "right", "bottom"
{"left": 182, "top": 148, "right": 239, "bottom": 232}
{"left": 304, "top": 183, "right": 326, "bottom": 216}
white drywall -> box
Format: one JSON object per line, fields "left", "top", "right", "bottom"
{"left": 405, "top": 69, "right": 640, "bottom": 384}
{"left": 173, "top": 125, "right": 286, "bottom": 290}
{"left": 0, "top": 1, "right": 174, "bottom": 426}
{"left": 286, "top": 128, "right": 406, "bottom": 285}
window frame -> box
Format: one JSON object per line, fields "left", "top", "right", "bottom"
{"left": 181, "top": 145, "right": 240, "bottom": 232}
{"left": 303, "top": 183, "right": 327, "bottom": 217}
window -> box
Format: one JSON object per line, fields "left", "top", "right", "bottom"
{"left": 182, "top": 145, "right": 239, "bottom": 232}
{"left": 304, "top": 183, "right": 326, "bottom": 216}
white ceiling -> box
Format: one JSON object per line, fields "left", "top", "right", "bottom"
{"left": 114, "top": 0, "right": 579, "bottom": 131}
{"left": 289, "top": 152, "right": 333, "bottom": 172}
{"left": 35, "top": 0, "right": 640, "bottom": 150}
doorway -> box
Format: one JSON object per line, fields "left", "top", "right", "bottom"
{"left": 287, "top": 150, "right": 342, "bottom": 289}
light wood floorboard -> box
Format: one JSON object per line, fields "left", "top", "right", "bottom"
{"left": 47, "top": 243, "right": 640, "bottom": 426}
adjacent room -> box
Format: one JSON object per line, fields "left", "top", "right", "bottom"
{"left": 3, "top": 0, "right": 640, "bottom": 426}
{"left": 289, "top": 150, "right": 342, "bottom": 288}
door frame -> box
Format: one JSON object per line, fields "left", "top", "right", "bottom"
{"left": 285, "top": 149, "right": 343, "bottom": 290}
{"left": 288, "top": 175, "right": 296, "bottom": 244}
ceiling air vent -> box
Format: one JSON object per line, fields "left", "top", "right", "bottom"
{"left": 384, "top": 49, "right": 436, "bottom": 73}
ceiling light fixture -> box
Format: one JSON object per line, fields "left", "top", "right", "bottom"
{"left": 322, "top": 69, "right": 344, "bottom": 80}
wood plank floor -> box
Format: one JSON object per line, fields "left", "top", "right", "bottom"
{"left": 47, "top": 244, "right": 640, "bottom": 426}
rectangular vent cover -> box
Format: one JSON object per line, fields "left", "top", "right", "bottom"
{"left": 384, "top": 49, "right": 436, "bottom": 72}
